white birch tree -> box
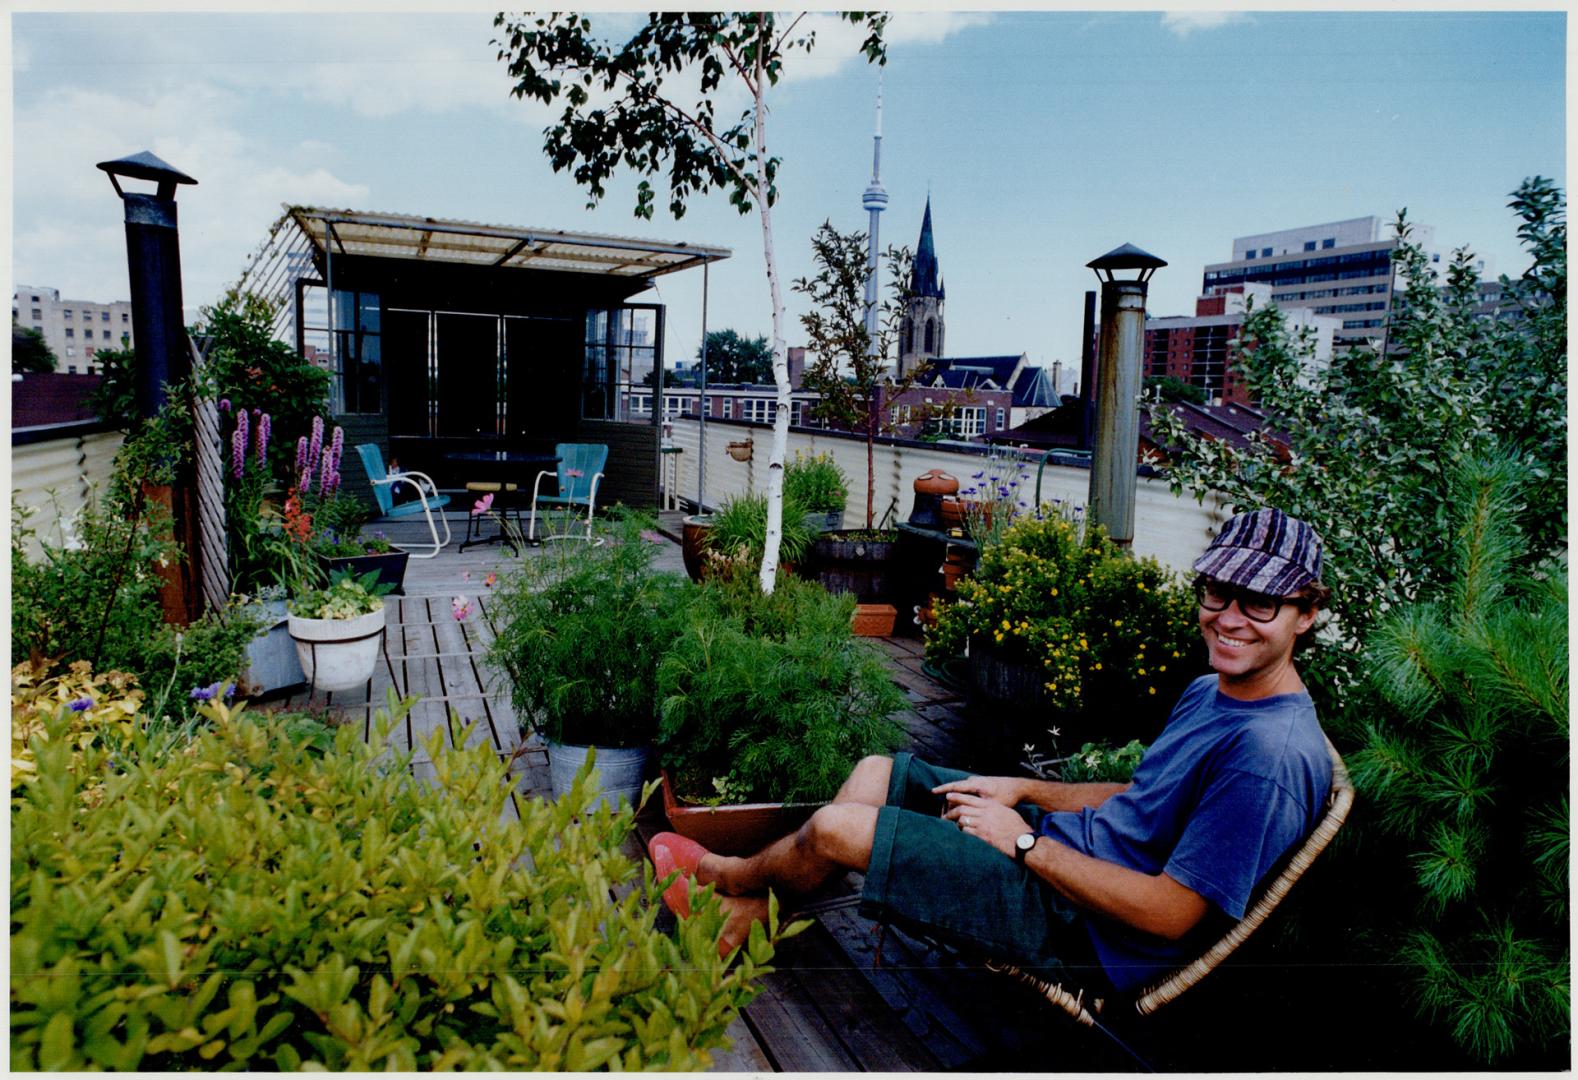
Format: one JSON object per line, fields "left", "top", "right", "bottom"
{"left": 494, "top": 11, "right": 889, "bottom": 593}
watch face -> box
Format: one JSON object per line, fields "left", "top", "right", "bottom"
{"left": 1016, "top": 832, "right": 1036, "bottom": 852}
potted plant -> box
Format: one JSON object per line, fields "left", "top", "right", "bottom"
{"left": 236, "top": 584, "right": 307, "bottom": 697}
{"left": 655, "top": 574, "right": 907, "bottom": 854}
{"left": 287, "top": 569, "right": 394, "bottom": 692}
{"left": 703, "top": 491, "right": 815, "bottom": 577}
{"left": 486, "top": 514, "right": 689, "bottom": 811}
{"left": 924, "top": 506, "right": 1202, "bottom": 769}
{"left": 784, "top": 451, "right": 848, "bottom": 533}
{"left": 313, "top": 526, "right": 409, "bottom": 595}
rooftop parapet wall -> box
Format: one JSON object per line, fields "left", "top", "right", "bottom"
{"left": 663, "top": 417, "right": 1229, "bottom": 575}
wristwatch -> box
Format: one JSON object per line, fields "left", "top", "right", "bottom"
{"left": 1014, "top": 831, "right": 1038, "bottom": 865}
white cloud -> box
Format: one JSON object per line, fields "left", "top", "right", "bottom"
{"left": 13, "top": 82, "right": 369, "bottom": 309}
{"left": 1161, "top": 12, "right": 1252, "bottom": 38}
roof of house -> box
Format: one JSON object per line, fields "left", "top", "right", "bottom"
{"left": 988, "top": 394, "right": 1278, "bottom": 455}
{"left": 277, "top": 206, "right": 733, "bottom": 280}
{"left": 919, "top": 355, "right": 1055, "bottom": 408}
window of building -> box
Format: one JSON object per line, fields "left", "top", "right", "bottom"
{"left": 721, "top": 398, "right": 732, "bottom": 419}
{"left": 84, "top": 329, "right": 94, "bottom": 339}
{"left": 64, "top": 328, "right": 74, "bottom": 338}
{"left": 1303, "top": 241, "right": 1316, "bottom": 252}
{"left": 85, "top": 347, "right": 95, "bottom": 357}
{"left": 30, "top": 295, "right": 39, "bottom": 302}
{"left": 1243, "top": 251, "right": 1254, "bottom": 260}
{"left": 890, "top": 403, "right": 914, "bottom": 426}
{"left": 67, "top": 364, "right": 78, "bottom": 373}
{"left": 63, "top": 309, "right": 73, "bottom": 319}
{"left": 631, "top": 394, "right": 652, "bottom": 414}
{"left": 741, "top": 397, "right": 773, "bottom": 423}
{"left": 101, "top": 311, "right": 110, "bottom": 321}
{"left": 121, "top": 313, "right": 129, "bottom": 323}
{"left": 31, "top": 308, "right": 41, "bottom": 320}
{"left": 1322, "top": 238, "right": 1335, "bottom": 249}
{"left": 923, "top": 318, "right": 935, "bottom": 354}
{"left": 1261, "top": 248, "right": 1272, "bottom": 258}
{"left": 995, "top": 407, "right": 1006, "bottom": 429}
{"left": 66, "top": 347, "right": 75, "bottom": 358}
{"left": 947, "top": 406, "right": 986, "bottom": 437}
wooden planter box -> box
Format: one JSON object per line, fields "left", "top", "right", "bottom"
{"left": 322, "top": 549, "right": 409, "bottom": 595}
{"left": 661, "top": 771, "right": 822, "bottom": 857}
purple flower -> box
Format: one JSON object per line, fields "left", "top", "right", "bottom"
{"left": 295, "top": 435, "right": 308, "bottom": 477}
{"left": 189, "top": 683, "right": 218, "bottom": 702}
{"left": 68, "top": 696, "right": 93, "bottom": 712}
{"left": 224, "top": 683, "right": 236, "bottom": 700}
{"left": 256, "top": 413, "right": 271, "bottom": 467}
{"left": 219, "top": 398, "right": 231, "bottom": 412}
{"left": 230, "top": 426, "right": 246, "bottom": 480}
{"left": 303, "top": 416, "right": 324, "bottom": 494}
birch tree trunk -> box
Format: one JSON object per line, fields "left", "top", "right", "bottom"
{"left": 754, "top": 55, "right": 789, "bottom": 595}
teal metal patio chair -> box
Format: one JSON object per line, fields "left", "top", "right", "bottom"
{"left": 528, "top": 442, "right": 608, "bottom": 543}
{"left": 355, "top": 443, "right": 452, "bottom": 558}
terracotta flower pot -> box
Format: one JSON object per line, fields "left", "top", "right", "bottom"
{"left": 660, "top": 771, "right": 822, "bottom": 857}
{"left": 851, "top": 603, "right": 897, "bottom": 637}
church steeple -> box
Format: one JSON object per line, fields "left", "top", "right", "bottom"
{"left": 910, "top": 196, "right": 944, "bottom": 299}
{"left": 899, "top": 197, "right": 945, "bottom": 377}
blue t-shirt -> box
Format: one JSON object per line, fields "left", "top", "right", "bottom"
{"left": 1038, "top": 674, "right": 1331, "bottom": 992}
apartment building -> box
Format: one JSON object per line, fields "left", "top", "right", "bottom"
{"left": 1199, "top": 216, "right": 1441, "bottom": 351}
{"left": 13, "top": 284, "right": 135, "bottom": 374}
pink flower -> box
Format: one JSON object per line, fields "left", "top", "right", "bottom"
{"left": 565, "top": 468, "right": 584, "bottom": 479}
{"left": 484, "top": 573, "right": 497, "bottom": 589}
{"left": 471, "top": 492, "right": 494, "bottom": 516}
{"left": 294, "top": 435, "right": 308, "bottom": 476}
{"left": 230, "top": 425, "right": 246, "bottom": 479}
{"left": 218, "top": 398, "right": 231, "bottom": 412}
{"left": 451, "top": 596, "right": 472, "bottom": 621}
{"left": 461, "top": 571, "right": 471, "bottom": 582}
{"left": 640, "top": 529, "right": 665, "bottom": 545}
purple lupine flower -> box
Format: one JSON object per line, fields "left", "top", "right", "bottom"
{"left": 68, "top": 696, "right": 93, "bottom": 712}
{"left": 302, "top": 415, "right": 324, "bottom": 494}
{"left": 256, "top": 413, "right": 271, "bottom": 468}
{"left": 320, "top": 446, "right": 336, "bottom": 494}
{"left": 230, "top": 425, "right": 246, "bottom": 479}
{"left": 219, "top": 398, "right": 231, "bottom": 412}
{"left": 295, "top": 435, "right": 308, "bottom": 477}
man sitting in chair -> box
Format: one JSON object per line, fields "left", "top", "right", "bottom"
{"left": 651, "top": 508, "right": 1334, "bottom": 994}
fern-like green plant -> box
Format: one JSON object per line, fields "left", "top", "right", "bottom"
{"left": 1348, "top": 454, "right": 1568, "bottom": 1063}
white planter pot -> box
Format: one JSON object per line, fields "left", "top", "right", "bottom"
{"left": 288, "top": 606, "right": 386, "bottom": 692}
{"left": 547, "top": 741, "right": 653, "bottom": 814}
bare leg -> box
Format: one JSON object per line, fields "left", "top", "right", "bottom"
{"left": 699, "top": 803, "right": 878, "bottom": 897}
{"left": 832, "top": 754, "right": 893, "bottom": 807}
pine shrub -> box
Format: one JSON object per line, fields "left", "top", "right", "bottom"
{"left": 12, "top": 689, "right": 793, "bottom": 1070}
{"left": 1348, "top": 456, "right": 1568, "bottom": 1063}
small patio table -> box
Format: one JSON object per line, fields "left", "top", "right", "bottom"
{"left": 446, "top": 450, "right": 560, "bottom": 551}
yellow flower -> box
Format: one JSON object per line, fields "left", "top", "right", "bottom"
{"left": 1094, "top": 662, "right": 1102, "bottom": 671}
{"left": 1148, "top": 687, "right": 1156, "bottom": 695}
{"left": 1114, "top": 619, "right": 1123, "bottom": 627}
{"left": 1002, "top": 619, "right": 1012, "bottom": 631}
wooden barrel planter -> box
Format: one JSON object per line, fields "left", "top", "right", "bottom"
{"left": 680, "top": 514, "right": 713, "bottom": 583}
{"left": 808, "top": 530, "right": 897, "bottom": 603}
{"left": 966, "top": 638, "right": 1098, "bottom": 771}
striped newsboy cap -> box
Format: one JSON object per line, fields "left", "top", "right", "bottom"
{"left": 1192, "top": 508, "right": 1323, "bottom": 596}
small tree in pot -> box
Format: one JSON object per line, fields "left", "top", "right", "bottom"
{"left": 486, "top": 514, "right": 689, "bottom": 809}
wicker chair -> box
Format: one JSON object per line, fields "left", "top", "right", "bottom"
{"left": 987, "top": 737, "right": 1355, "bottom": 1027}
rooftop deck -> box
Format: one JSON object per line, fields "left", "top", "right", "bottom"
{"left": 271, "top": 512, "right": 1194, "bottom": 1071}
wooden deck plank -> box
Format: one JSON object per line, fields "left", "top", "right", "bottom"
{"left": 741, "top": 961, "right": 861, "bottom": 1072}
{"left": 705, "top": 1015, "right": 774, "bottom": 1074}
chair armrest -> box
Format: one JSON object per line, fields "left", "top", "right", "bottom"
{"left": 375, "top": 471, "right": 440, "bottom": 500}
{"left": 530, "top": 469, "right": 557, "bottom": 502}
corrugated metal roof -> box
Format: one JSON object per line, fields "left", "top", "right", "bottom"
{"left": 284, "top": 206, "right": 732, "bottom": 279}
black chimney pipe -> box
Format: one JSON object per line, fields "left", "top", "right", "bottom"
{"left": 97, "top": 151, "right": 198, "bottom": 418}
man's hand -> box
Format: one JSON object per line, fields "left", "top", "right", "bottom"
{"left": 932, "top": 774, "right": 1025, "bottom": 808}
{"left": 941, "top": 791, "right": 1030, "bottom": 858}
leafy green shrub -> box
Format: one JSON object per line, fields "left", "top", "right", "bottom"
{"left": 926, "top": 510, "right": 1200, "bottom": 728}
{"left": 1346, "top": 456, "right": 1568, "bottom": 1063}
{"left": 11, "top": 435, "right": 260, "bottom": 714}
{"left": 705, "top": 491, "right": 814, "bottom": 570}
{"left": 1151, "top": 178, "right": 1566, "bottom": 706}
{"left": 12, "top": 693, "right": 796, "bottom": 1070}
{"left": 487, "top": 515, "right": 689, "bottom": 747}
{"left": 10, "top": 662, "right": 144, "bottom": 795}
{"left": 656, "top": 574, "right": 906, "bottom": 804}
{"left": 783, "top": 451, "right": 848, "bottom": 514}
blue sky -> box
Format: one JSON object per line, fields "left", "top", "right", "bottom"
{"left": 11, "top": 8, "right": 1566, "bottom": 379}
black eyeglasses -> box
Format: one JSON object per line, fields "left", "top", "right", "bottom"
{"left": 1193, "top": 577, "right": 1308, "bottom": 624}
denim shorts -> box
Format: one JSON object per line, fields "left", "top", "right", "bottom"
{"left": 859, "top": 751, "right": 1109, "bottom": 991}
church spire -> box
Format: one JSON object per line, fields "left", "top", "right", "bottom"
{"left": 911, "top": 196, "right": 943, "bottom": 299}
